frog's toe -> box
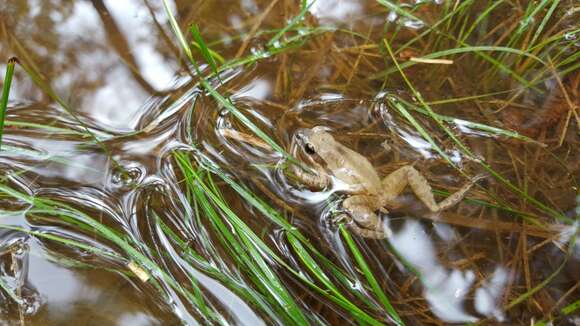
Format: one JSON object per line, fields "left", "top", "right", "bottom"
{"left": 332, "top": 213, "right": 352, "bottom": 225}
{"left": 379, "top": 207, "right": 389, "bottom": 214}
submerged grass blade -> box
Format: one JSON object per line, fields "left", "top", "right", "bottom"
{"left": 383, "top": 39, "right": 569, "bottom": 223}
{"left": 527, "top": 0, "right": 561, "bottom": 50}
{"left": 185, "top": 169, "right": 310, "bottom": 325}
{"left": 0, "top": 57, "right": 17, "bottom": 150}
{"left": 373, "top": 46, "right": 546, "bottom": 79}
{"left": 174, "top": 151, "right": 387, "bottom": 325}
{"left": 0, "top": 184, "right": 222, "bottom": 324}
{"left": 267, "top": 0, "right": 313, "bottom": 47}
{"left": 162, "top": 2, "right": 289, "bottom": 158}
{"left": 506, "top": 257, "right": 569, "bottom": 310}
{"left": 376, "top": 0, "right": 535, "bottom": 88}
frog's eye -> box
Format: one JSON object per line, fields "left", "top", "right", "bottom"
{"left": 304, "top": 143, "right": 316, "bottom": 155}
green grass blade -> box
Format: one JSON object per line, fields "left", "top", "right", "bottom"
{"left": 0, "top": 276, "right": 20, "bottom": 303}
{"left": 373, "top": 45, "right": 546, "bottom": 79}
{"left": 200, "top": 80, "right": 288, "bottom": 156}
{"left": 174, "top": 151, "right": 386, "bottom": 325}
{"left": 189, "top": 172, "right": 310, "bottom": 325}
{"left": 528, "top": 0, "right": 561, "bottom": 50}
{"left": 161, "top": 3, "right": 290, "bottom": 158}
{"left": 267, "top": 0, "right": 313, "bottom": 47}
{"left": 561, "top": 300, "right": 580, "bottom": 316}
{"left": 506, "top": 256, "right": 569, "bottom": 310}
{"left": 460, "top": 0, "right": 505, "bottom": 42}
{"left": 0, "top": 184, "right": 219, "bottom": 323}
{"left": 396, "top": 98, "right": 545, "bottom": 145}
{"left": 340, "top": 225, "right": 404, "bottom": 325}
{"left": 0, "top": 57, "right": 17, "bottom": 150}
{"left": 383, "top": 39, "right": 568, "bottom": 222}
{"left": 162, "top": 0, "right": 193, "bottom": 63}
{"left": 387, "top": 94, "right": 454, "bottom": 166}
{"left": 190, "top": 24, "right": 221, "bottom": 75}
{"left": 0, "top": 224, "right": 122, "bottom": 260}
{"left": 377, "top": 0, "right": 421, "bottom": 23}
{"left": 4, "top": 121, "right": 89, "bottom": 136}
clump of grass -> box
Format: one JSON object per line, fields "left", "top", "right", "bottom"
{"left": 154, "top": 0, "right": 579, "bottom": 323}
{"left": 173, "top": 150, "right": 401, "bottom": 324}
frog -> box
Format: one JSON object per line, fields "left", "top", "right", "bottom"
{"left": 291, "top": 126, "right": 482, "bottom": 239}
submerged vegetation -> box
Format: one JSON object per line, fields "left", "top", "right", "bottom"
{"left": 0, "top": 0, "right": 578, "bottom": 324}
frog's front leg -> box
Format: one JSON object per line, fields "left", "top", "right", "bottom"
{"left": 381, "top": 166, "right": 478, "bottom": 212}
{"left": 290, "top": 163, "right": 330, "bottom": 190}
{"left": 342, "top": 195, "right": 387, "bottom": 239}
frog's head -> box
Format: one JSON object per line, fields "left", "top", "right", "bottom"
{"left": 295, "top": 126, "right": 335, "bottom": 160}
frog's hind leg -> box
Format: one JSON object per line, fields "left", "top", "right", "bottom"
{"left": 349, "top": 222, "right": 389, "bottom": 239}
{"left": 381, "top": 166, "right": 478, "bottom": 212}
{"left": 342, "top": 195, "right": 387, "bottom": 238}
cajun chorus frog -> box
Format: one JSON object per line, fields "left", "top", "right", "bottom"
{"left": 292, "top": 126, "right": 481, "bottom": 238}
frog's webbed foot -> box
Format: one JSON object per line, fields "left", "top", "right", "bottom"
{"left": 382, "top": 166, "right": 484, "bottom": 212}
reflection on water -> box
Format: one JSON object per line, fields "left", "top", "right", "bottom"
{"left": 2, "top": 0, "right": 178, "bottom": 131}
{"left": 387, "top": 219, "right": 507, "bottom": 323}
{"left": 310, "top": 0, "right": 362, "bottom": 23}
{"left": 0, "top": 0, "right": 578, "bottom": 324}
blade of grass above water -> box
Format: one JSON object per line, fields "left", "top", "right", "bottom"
{"left": 0, "top": 57, "right": 17, "bottom": 150}
{"left": 162, "top": 0, "right": 192, "bottom": 62}
{"left": 0, "top": 224, "right": 122, "bottom": 260}
{"left": 4, "top": 121, "right": 90, "bottom": 137}
{"left": 4, "top": 54, "right": 126, "bottom": 176}
{"left": 155, "top": 216, "right": 284, "bottom": 323}
{"left": 386, "top": 93, "right": 454, "bottom": 166}
{"left": 287, "top": 233, "right": 384, "bottom": 324}
{"left": 0, "top": 276, "right": 20, "bottom": 303}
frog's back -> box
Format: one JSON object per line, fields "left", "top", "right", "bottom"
{"left": 329, "top": 144, "right": 383, "bottom": 194}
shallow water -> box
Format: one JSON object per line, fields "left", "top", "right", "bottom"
{"left": 0, "top": 0, "right": 578, "bottom": 325}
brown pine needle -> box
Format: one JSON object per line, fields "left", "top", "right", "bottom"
{"left": 220, "top": 128, "right": 272, "bottom": 150}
